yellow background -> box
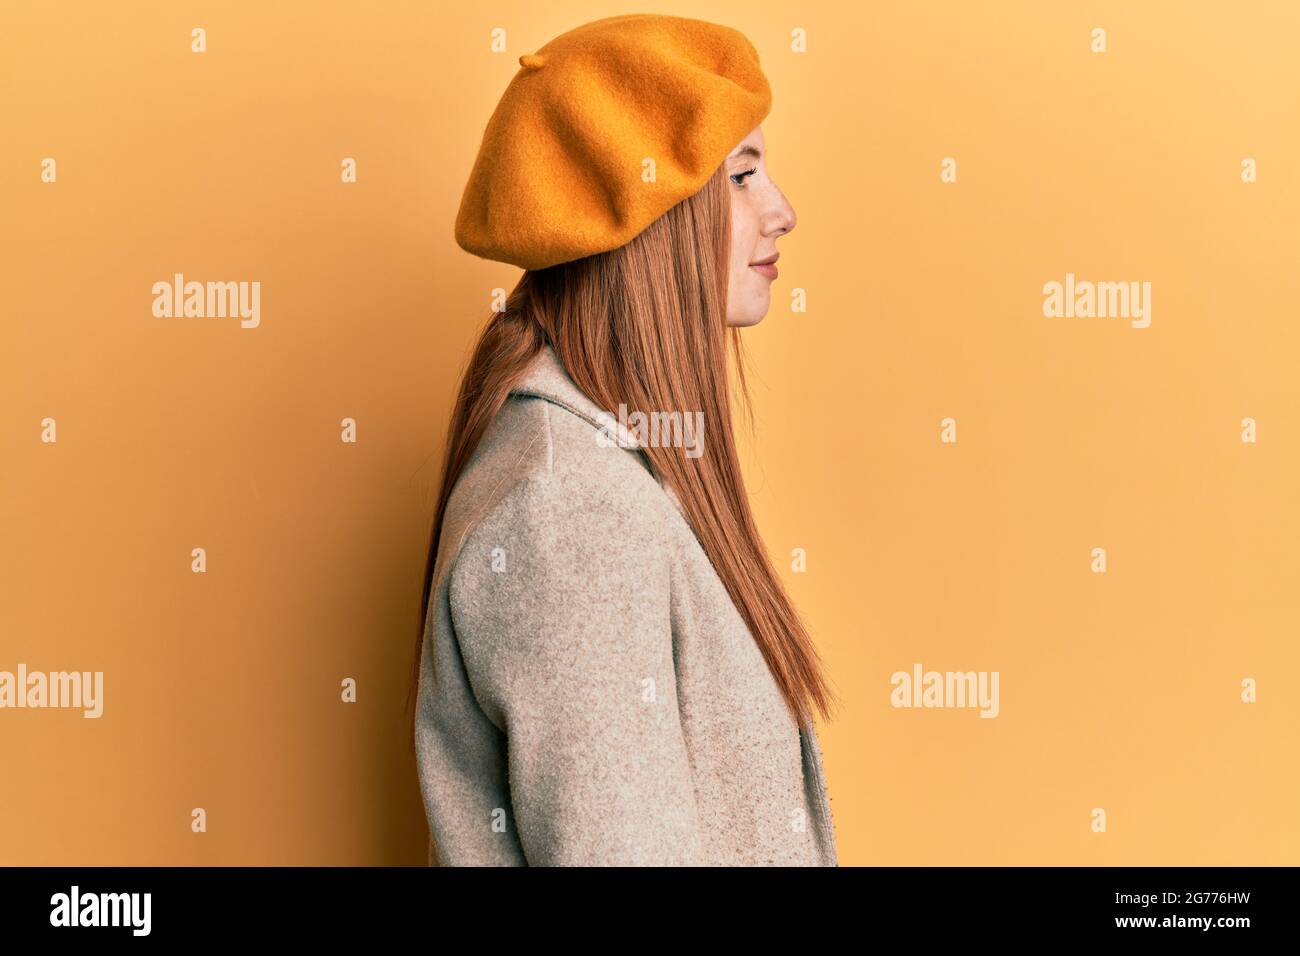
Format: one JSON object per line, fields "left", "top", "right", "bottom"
{"left": 2, "top": 0, "right": 1297, "bottom": 865}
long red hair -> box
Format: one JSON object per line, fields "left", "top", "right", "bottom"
{"left": 406, "top": 163, "right": 837, "bottom": 746}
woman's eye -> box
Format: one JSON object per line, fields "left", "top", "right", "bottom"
{"left": 729, "top": 167, "right": 757, "bottom": 187}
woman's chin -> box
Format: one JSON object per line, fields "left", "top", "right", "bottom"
{"left": 726, "top": 311, "right": 766, "bottom": 328}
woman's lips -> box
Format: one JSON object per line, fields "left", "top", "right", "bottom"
{"left": 750, "top": 262, "right": 778, "bottom": 280}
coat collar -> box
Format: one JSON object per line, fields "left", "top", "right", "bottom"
{"left": 509, "top": 345, "right": 646, "bottom": 451}
{"left": 509, "top": 345, "right": 690, "bottom": 516}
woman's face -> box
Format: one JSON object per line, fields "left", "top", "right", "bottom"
{"left": 725, "top": 126, "right": 797, "bottom": 327}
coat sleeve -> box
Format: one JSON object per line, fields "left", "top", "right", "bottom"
{"left": 446, "top": 471, "right": 706, "bottom": 866}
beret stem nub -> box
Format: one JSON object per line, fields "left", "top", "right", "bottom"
{"left": 518, "top": 53, "right": 546, "bottom": 69}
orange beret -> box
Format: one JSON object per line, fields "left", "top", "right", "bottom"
{"left": 454, "top": 14, "right": 772, "bottom": 271}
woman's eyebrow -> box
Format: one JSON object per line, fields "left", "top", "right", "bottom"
{"left": 729, "top": 145, "right": 762, "bottom": 161}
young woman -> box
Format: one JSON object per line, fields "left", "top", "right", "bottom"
{"left": 409, "top": 13, "right": 839, "bottom": 866}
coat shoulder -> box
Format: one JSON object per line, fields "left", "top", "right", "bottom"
{"left": 435, "top": 393, "right": 670, "bottom": 588}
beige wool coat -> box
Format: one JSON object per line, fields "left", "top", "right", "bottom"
{"left": 414, "top": 345, "right": 838, "bottom": 866}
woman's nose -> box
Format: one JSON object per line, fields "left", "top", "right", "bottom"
{"left": 766, "top": 188, "right": 796, "bottom": 236}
